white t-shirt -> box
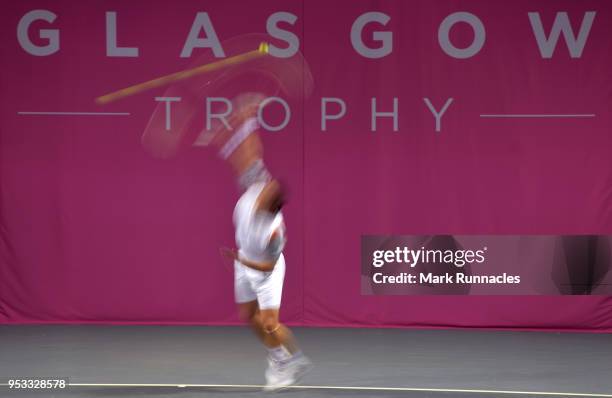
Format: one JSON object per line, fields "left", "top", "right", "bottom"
{"left": 233, "top": 182, "right": 286, "bottom": 264}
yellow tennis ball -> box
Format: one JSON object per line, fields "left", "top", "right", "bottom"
{"left": 258, "top": 42, "right": 269, "bottom": 54}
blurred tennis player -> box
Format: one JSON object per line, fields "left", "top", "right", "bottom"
{"left": 218, "top": 93, "right": 311, "bottom": 391}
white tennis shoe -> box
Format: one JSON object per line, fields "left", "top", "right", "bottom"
{"left": 263, "top": 353, "right": 313, "bottom": 392}
{"left": 263, "top": 357, "right": 295, "bottom": 392}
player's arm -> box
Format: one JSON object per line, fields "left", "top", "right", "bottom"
{"left": 220, "top": 246, "right": 276, "bottom": 272}
{"left": 236, "top": 256, "right": 276, "bottom": 272}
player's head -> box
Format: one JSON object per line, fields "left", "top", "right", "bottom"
{"left": 258, "top": 179, "right": 286, "bottom": 214}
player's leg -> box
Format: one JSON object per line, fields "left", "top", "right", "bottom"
{"left": 254, "top": 254, "right": 296, "bottom": 355}
{"left": 259, "top": 307, "right": 300, "bottom": 391}
{"left": 237, "top": 300, "right": 266, "bottom": 344}
{"left": 254, "top": 255, "right": 311, "bottom": 390}
{"left": 259, "top": 309, "right": 298, "bottom": 352}
{"left": 235, "top": 259, "right": 269, "bottom": 344}
{"left": 259, "top": 309, "right": 311, "bottom": 391}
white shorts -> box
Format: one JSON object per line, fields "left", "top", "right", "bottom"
{"left": 234, "top": 253, "right": 285, "bottom": 310}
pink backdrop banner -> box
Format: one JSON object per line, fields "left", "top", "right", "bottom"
{"left": 2, "top": 0, "right": 612, "bottom": 330}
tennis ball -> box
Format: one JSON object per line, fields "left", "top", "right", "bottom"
{"left": 258, "top": 42, "right": 269, "bottom": 54}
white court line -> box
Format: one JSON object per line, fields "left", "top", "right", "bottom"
{"left": 17, "top": 112, "right": 130, "bottom": 116}
{"left": 480, "top": 114, "right": 595, "bottom": 118}
{"left": 0, "top": 383, "right": 607, "bottom": 397}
